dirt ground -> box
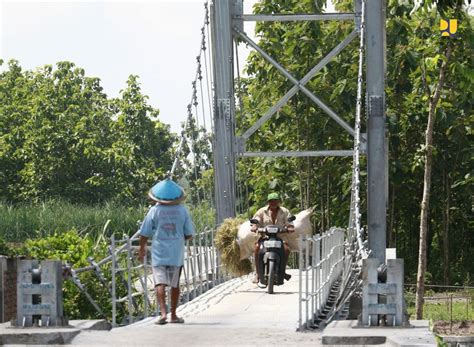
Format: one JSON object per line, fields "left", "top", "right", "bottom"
{"left": 433, "top": 320, "right": 474, "bottom": 336}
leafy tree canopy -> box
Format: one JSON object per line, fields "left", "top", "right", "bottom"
{"left": 0, "top": 60, "right": 174, "bottom": 205}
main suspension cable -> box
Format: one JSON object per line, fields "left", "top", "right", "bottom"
{"left": 169, "top": 1, "right": 211, "bottom": 180}
{"left": 351, "top": 0, "right": 368, "bottom": 259}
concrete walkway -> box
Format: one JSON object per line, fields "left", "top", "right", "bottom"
{"left": 2, "top": 269, "right": 437, "bottom": 346}
{"left": 71, "top": 269, "right": 324, "bottom": 346}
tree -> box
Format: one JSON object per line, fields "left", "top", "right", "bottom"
{"left": 415, "top": 41, "right": 452, "bottom": 319}
{"left": 108, "top": 75, "right": 174, "bottom": 203}
{"left": 0, "top": 61, "right": 174, "bottom": 205}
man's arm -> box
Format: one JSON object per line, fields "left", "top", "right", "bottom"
{"left": 138, "top": 206, "right": 156, "bottom": 262}
{"left": 183, "top": 208, "right": 195, "bottom": 241}
{"left": 138, "top": 235, "right": 148, "bottom": 263}
{"left": 253, "top": 207, "right": 265, "bottom": 225}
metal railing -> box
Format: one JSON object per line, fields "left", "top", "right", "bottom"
{"left": 298, "top": 227, "right": 345, "bottom": 330}
{"left": 68, "top": 225, "right": 230, "bottom": 327}
{"left": 109, "top": 227, "right": 229, "bottom": 327}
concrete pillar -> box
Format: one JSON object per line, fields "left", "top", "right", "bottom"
{"left": 362, "top": 258, "right": 379, "bottom": 326}
{"left": 386, "top": 259, "right": 404, "bottom": 326}
{"left": 15, "top": 260, "right": 67, "bottom": 327}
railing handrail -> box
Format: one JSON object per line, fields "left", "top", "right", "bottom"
{"left": 298, "top": 228, "right": 345, "bottom": 330}
{"left": 107, "top": 227, "right": 229, "bottom": 326}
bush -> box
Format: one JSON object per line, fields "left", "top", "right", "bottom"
{"left": 0, "top": 237, "right": 16, "bottom": 257}
{"left": 23, "top": 229, "right": 111, "bottom": 319}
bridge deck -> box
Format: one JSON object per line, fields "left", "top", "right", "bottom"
{"left": 71, "top": 269, "right": 323, "bottom": 345}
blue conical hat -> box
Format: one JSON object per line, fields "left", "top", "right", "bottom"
{"left": 148, "top": 179, "right": 185, "bottom": 204}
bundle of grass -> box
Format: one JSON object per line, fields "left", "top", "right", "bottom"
{"left": 215, "top": 217, "right": 252, "bottom": 276}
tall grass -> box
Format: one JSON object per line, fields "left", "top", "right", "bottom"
{"left": 0, "top": 199, "right": 217, "bottom": 243}
{"left": 0, "top": 200, "right": 148, "bottom": 242}
{"left": 189, "top": 200, "right": 216, "bottom": 233}
{"left": 405, "top": 290, "right": 474, "bottom": 321}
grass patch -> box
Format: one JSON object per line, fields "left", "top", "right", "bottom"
{"left": 0, "top": 199, "right": 215, "bottom": 243}
{"left": 0, "top": 200, "right": 148, "bottom": 242}
{"left": 405, "top": 290, "right": 474, "bottom": 321}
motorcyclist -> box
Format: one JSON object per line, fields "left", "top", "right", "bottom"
{"left": 250, "top": 192, "right": 295, "bottom": 283}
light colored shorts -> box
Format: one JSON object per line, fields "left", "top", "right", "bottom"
{"left": 152, "top": 266, "right": 182, "bottom": 288}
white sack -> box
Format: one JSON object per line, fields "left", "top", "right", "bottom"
{"left": 236, "top": 207, "right": 314, "bottom": 258}
{"left": 280, "top": 207, "right": 314, "bottom": 251}
{"left": 236, "top": 220, "right": 258, "bottom": 260}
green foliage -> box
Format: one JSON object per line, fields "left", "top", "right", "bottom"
{"left": 407, "top": 298, "right": 474, "bottom": 321}
{"left": 188, "top": 200, "right": 216, "bottom": 234}
{"left": 385, "top": 3, "right": 473, "bottom": 285}
{"left": 23, "top": 229, "right": 111, "bottom": 319}
{"left": 0, "top": 236, "right": 17, "bottom": 257}
{"left": 178, "top": 110, "right": 214, "bottom": 206}
{"left": 239, "top": 0, "right": 473, "bottom": 285}
{"left": 0, "top": 61, "right": 174, "bottom": 205}
{"left": 25, "top": 229, "right": 97, "bottom": 266}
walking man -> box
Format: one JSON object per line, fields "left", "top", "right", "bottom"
{"left": 138, "top": 178, "right": 194, "bottom": 325}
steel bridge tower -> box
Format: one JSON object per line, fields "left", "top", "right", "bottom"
{"left": 210, "top": 0, "right": 387, "bottom": 265}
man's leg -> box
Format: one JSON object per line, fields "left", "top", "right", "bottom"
{"left": 156, "top": 284, "right": 167, "bottom": 318}
{"left": 152, "top": 266, "right": 169, "bottom": 323}
{"left": 170, "top": 286, "right": 180, "bottom": 321}
{"left": 283, "top": 242, "right": 291, "bottom": 281}
{"left": 169, "top": 266, "right": 184, "bottom": 323}
{"left": 253, "top": 242, "right": 259, "bottom": 283}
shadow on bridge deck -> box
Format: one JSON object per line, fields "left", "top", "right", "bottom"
{"left": 71, "top": 269, "right": 324, "bottom": 346}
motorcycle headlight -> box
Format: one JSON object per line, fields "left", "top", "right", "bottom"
{"left": 266, "top": 226, "right": 279, "bottom": 234}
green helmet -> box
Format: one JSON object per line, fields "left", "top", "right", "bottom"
{"left": 267, "top": 192, "right": 280, "bottom": 201}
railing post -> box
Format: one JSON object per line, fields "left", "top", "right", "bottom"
{"left": 197, "top": 233, "right": 203, "bottom": 296}
{"left": 322, "top": 234, "right": 327, "bottom": 305}
{"left": 305, "top": 236, "right": 310, "bottom": 325}
{"left": 298, "top": 235, "right": 304, "bottom": 330}
{"left": 210, "top": 228, "right": 216, "bottom": 286}
{"left": 311, "top": 237, "right": 316, "bottom": 325}
{"left": 111, "top": 234, "right": 116, "bottom": 328}
{"left": 191, "top": 237, "right": 197, "bottom": 297}
{"left": 143, "top": 246, "right": 148, "bottom": 318}
{"left": 315, "top": 233, "right": 321, "bottom": 316}
{"left": 126, "top": 236, "right": 133, "bottom": 324}
{"left": 185, "top": 242, "right": 191, "bottom": 302}
{"left": 204, "top": 229, "right": 210, "bottom": 291}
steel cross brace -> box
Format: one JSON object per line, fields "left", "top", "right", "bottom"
{"left": 235, "top": 28, "right": 357, "bottom": 140}
{"left": 239, "top": 13, "right": 355, "bottom": 22}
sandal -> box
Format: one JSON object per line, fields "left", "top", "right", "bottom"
{"left": 170, "top": 317, "right": 185, "bottom": 324}
{"left": 155, "top": 317, "right": 168, "bottom": 325}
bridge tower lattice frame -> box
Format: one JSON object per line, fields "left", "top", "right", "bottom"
{"left": 210, "top": 0, "right": 387, "bottom": 265}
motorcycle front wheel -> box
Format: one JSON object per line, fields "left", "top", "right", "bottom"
{"left": 267, "top": 260, "right": 275, "bottom": 294}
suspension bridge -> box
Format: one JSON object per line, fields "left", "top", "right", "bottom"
{"left": 3, "top": 0, "right": 438, "bottom": 345}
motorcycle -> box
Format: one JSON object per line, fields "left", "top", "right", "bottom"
{"left": 249, "top": 216, "right": 296, "bottom": 294}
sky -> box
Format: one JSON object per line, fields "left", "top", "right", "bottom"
{"left": 0, "top": 0, "right": 259, "bottom": 133}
